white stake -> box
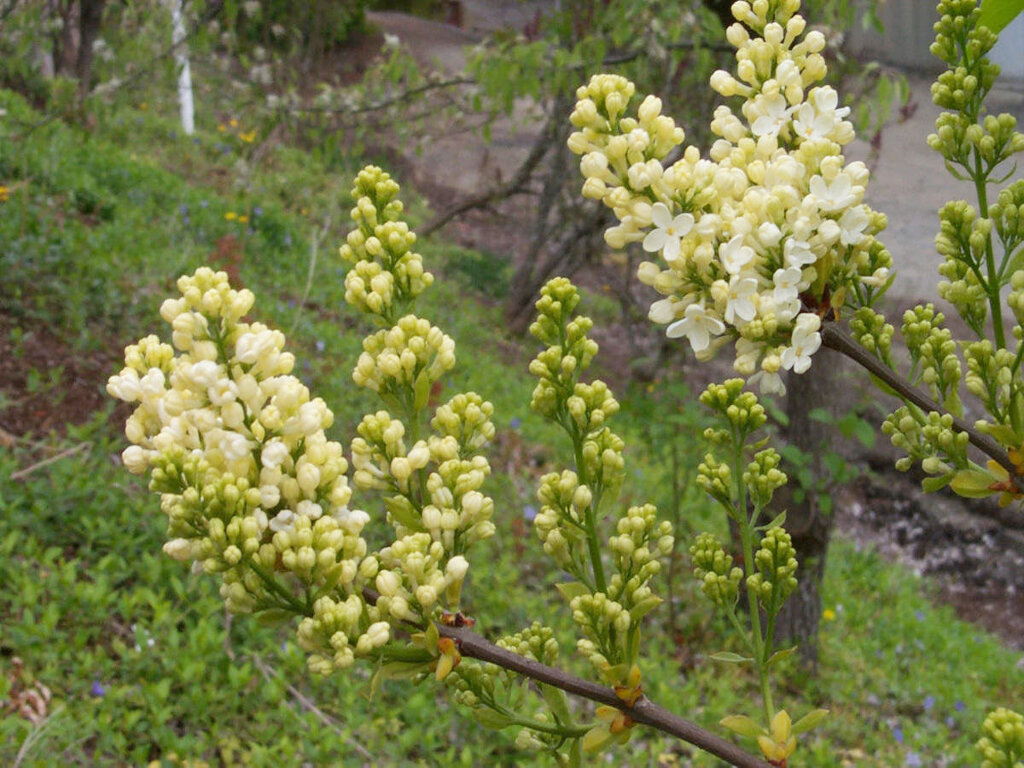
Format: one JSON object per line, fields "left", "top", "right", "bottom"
{"left": 171, "top": 0, "right": 194, "bottom": 135}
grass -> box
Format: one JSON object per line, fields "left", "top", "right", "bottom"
{"left": 1, "top": 87, "right": 1021, "bottom": 766}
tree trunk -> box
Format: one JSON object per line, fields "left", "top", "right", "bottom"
{"left": 75, "top": 0, "right": 107, "bottom": 104}
{"left": 772, "top": 346, "right": 840, "bottom": 666}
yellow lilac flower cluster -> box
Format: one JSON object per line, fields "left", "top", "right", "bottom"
{"left": 107, "top": 268, "right": 386, "bottom": 668}
{"left": 109, "top": 167, "right": 495, "bottom": 679}
{"left": 339, "top": 166, "right": 434, "bottom": 323}
{"left": 528, "top": 278, "right": 673, "bottom": 686}
{"left": 568, "top": 0, "right": 892, "bottom": 394}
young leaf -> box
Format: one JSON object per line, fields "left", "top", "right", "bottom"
{"left": 709, "top": 651, "right": 753, "bottom": 664}
{"left": 978, "top": 0, "right": 1024, "bottom": 33}
{"left": 720, "top": 714, "right": 765, "bottom": 739}
{"left": 792, "top": 708, "right": 830, "bottom": 735}
{"left": 555, "top": 581, "right": 590, "bottom": 603}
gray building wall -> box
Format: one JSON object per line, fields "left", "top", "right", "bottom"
{"left": 848, "top": 1, "right": 1024, "bottom": 80}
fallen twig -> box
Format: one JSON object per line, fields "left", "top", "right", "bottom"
{"left": 10, "top": 442, "right": 91, "bottom": 481}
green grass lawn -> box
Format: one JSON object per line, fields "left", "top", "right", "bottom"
{"left": 1, "top": 88, "right": 1020, "bottom": 766}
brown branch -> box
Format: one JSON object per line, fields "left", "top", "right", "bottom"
{"left": 820, "top": 322, "right": 1016, "bottom": 476}
{"left": 418, "top": 111, "right": 558, "bottom": 238}
{"left": 437, "top": 623, "right": 773, "bottom": 768}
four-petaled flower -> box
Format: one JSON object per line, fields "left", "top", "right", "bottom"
{"left": 719, "top": 234, "right": 755, "bottom": 275}
{"left": 667, "top": 300, "right": 725, "bottom": 353}
{"left": 643, "top": 202, "right": 695, "bottom": 262}
{"left": 725, "top": 277, "right": 759, "bottom": 324}
{"left": 773, "top": 267, "right": 803, "bottom": 304}
{"left": 809, "top": 173, "right": 858, "bottom": 212}
{"left": 750, "top": 93, "right": 796, "bottom": 138}
{"left": 781, "top": 313, "right": 822, "bottom": 373}
{"left": 784, "top": 238, "right": 817, "bottom": 268}
{"left": 839, "top": 205, "right": 870, "bottom": 245}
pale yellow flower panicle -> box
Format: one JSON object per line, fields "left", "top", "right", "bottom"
{"left": 108, "top": 167, "right": 497, "bottom": 679}
{"left": 569, "top": 0, "right": 892, "bottom": 394}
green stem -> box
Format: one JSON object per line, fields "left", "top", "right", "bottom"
{"left": 733, "top": 443, "right": 774, "bottom": 723}
{"left": 974, "top": 148, "right": 1006, "bottom": 349}
{"left": 249, "top": 561, "right": 312, "bottom": 617}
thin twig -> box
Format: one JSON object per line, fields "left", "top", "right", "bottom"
{"left": 13, "top": 705, "right": 64, "bottom": 768}
{"left": 10, "top": 442, "right": 91, "bottom": 481}
{"left": 251, "top": 654, "right": 374, "bottom": 762}
{"left": 820, "top": 322, "right": 1016, "bottom": 476}
{"left": 288, "top": 218, "right": 330, "bottom": 339}
{"left": 419, "top": 110, "right": 558, "bottom": 238}
{"left": 437, "top": 623, "right": 773, "bottom": 768}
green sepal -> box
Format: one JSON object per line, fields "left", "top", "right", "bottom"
{"left": 709, "top": 651, "right": 753, "bottom": 664}
{"left": 384, "top": 495, "right": 423, "bottom": 530}
{"left": 792, "top": 708, "right": 830, "bottom": 735}
{"left": 413, "top": 369, "right": 432, "bottom": 412}
{"left": 950, "top": 468, "right": 998, "bottom": 498}
{"left": 555, "top": 581, "right": 590, "bottom": 603}
{"left": 424, "top": 621, "right": 440, "bottom": 654}
{"left": 628, "top": 595, "right": 663, "bottom": 623}
{"left": 471, "top": 707, "right": 515, "bottom": 729}
{"left": 720, "top": 714, "right": 765, "bottom": 739}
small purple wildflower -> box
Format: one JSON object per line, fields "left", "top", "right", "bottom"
{"left": 91, "top": 680, "right": 106, "bottom": 697}
{"left": 315, "top": 339, "right": 326, "bottom": 353}
{"left": 945, "top": 716, "right": 956, "bottom": 728}
{"left": 253, "top": 205, "right": 263, "bottom": 217}
{"left": 905, "top": 752, "right": 922, "bottom": 767}
{"left": 523, "top": 504, "right": 537, "bottom": 521}
{"left": 923, "top": 695, "right": 935, "bottom": 712}
{"left": 509, "top": 417, "right": 522, "bottom": 430}
{"left": 283, "top": 233, "right": 292, "bottom": 246}
{"left": 892, "top": 726, "right": 904, "bottom": 744}
{"left": 179, "top": 204, "right": 189, "bottom": 216}
{"left": 954, "top": 700, "right": 965, "bottom": 712}
{"left": 914, "top": 610, "right": 925, "bottom": 621}
{"left": 200, "top": 199, "right": 209, "bottom": 208}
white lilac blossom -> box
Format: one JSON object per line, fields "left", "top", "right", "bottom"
{"left": 108, "top": 167, "right": 497, "bottom": 679}
{"left": 568, "top": 0, "right": 891, "bottom": 394}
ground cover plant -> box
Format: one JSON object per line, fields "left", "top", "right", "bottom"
{"left": 2, "top": 0, "right": 1024, "bottom": 766}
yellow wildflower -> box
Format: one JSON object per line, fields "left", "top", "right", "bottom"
{"left": 238, "top": 130, "right": 256, "bottom": 143}
{"left": 224, "top": 212, "right": 237, "bottom": 221}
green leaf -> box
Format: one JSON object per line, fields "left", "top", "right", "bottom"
{"left": 950, "top": 468, "right": 999, "bottom": 498}
{"left": 756, "top": 510, "right": 787, "bottom": 531}
{"left": 720, "top": 714, "right": 764, "bottom": 739}
{"left": 471, "top": 708, "right": 515, "bottom": 729}
{"left": 555, "top": 581, "right": 590, "bottom": 603}
{"left": 766, "top": 645, "right": 798, "bottom": 668}
{"left": 628, "top": 595, "right": 663, "bottom": 622}
{"left": 254, "top": 608, "right": 293, "bottom": 626}
{"left": 792, "top": 708, "right": 830, "bottom": 735}
{"left": 384, "top": 495, "right": 423, "bottom": 531}
{"left": 540, "top": 683, "right": 572, "bottom": 724}
{"left": 978, "top": 0, "right": 1024, "bottom": 33}
{"left": 921, "top": 473, "right": 954, "bottom": 493}
{"left": 709, "top": 651, "right": 753, "bottom": 664}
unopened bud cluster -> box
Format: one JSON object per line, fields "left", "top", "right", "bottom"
{"left": 746, "top": 527, "right": 798, "bottom": 609}
{"left": 339, "top": 165, "right": 433, "bottom": 322}
{"left": 690, "top": 532, "right": 743, "bottom": 608}
{"left": 529, "top": 278, "right": 673, "bottom": 685}
{"left": 569, "top": 0, "right": 891, "bottom": 394}
{"left": 976, "top": 707, "right": 1024, "bottom": 768}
